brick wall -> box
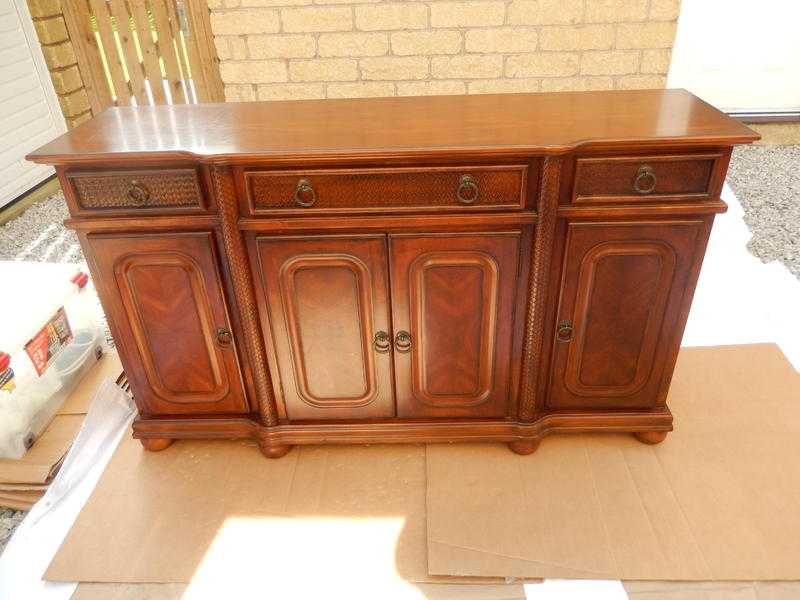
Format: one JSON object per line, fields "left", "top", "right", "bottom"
{"left": 26, "top": 0, "right": 93, "bottom": 128}
{"left": 210, "top": 0, "right": 681, "bottom": 102}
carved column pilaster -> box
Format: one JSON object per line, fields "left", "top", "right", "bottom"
{"left": 212, "top": 165, "right": 278, "bottom": 427}
{"left": 519, "top": 156, "right": 563, "bottom": 421}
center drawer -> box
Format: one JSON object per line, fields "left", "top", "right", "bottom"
{"left": 244, "top": 165, "right": 529, "bottom": 215}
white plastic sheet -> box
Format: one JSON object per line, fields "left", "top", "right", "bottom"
{"left": 0, "top": 380, "right": 134, "bottom": 600}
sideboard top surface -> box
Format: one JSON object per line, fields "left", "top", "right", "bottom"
{"left": 29, "top": 89, "right": 758, "bottom": 165}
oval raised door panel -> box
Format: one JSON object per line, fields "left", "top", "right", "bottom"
{"left": 255, "top": 236, "right": 394, "bottom": 420}
{"left": 390, "top": 233, "right": 520, "bottom": 418}
{"left": 547, "top": 221, "right": 705, "bottom": 410}
{"left": 87, "top": 232, "right": 248, "bottom": 415}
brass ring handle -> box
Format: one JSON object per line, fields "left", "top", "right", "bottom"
{"left": 395, "top": 331, "right": 412, "bottom": 353}
{"left": 556, "top": 320, "right": 574, "bottom": 343}
{"left": 216, "top": 327, "right": 233, "bottom": 348}
{"left": 456, "top": 174, "right": 479, "bottom": 204}
{"left": 373, "top": 331, "right": 391, "bottom": 354}
{"left": 127, "top": 180, "right": 150, "bottom": 205}
{"left": 633, "top": 165, "right": 657, "bottom": 195}
{"left": 294, "top": 178, "right": 316, "bottom": 207}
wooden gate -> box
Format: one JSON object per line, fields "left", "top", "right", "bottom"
{"left": 61, "top": 0, "right": 223, "bottom": 112}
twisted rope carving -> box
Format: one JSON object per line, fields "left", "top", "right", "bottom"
{"left": 212, "top": 166, "right": 278, "bottom": 427}
{"left": 519, "top": 156, "right": 563, "bottom": 421}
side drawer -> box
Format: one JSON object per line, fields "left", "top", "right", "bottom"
{"left": 66, "top": 169, "right": 205, "bottom": 214}
{"left": 572, "top": 153, "right": 725, "bottom": 205}
{"left": 244, "top": 165, "right": 529, "bottom": 214}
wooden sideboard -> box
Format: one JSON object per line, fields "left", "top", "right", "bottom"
{"left": 28, "top": 90, "right": 758, "bottom": 458}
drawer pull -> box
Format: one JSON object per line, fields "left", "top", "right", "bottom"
{"left": 633, "top": 165, "right": 657, "bottom": 195}
{"left": 395, "top": 331, "right": 412, "bottom": 353}
{"left": 456, "top": 174, "right": 479, "bottom": 204}
{"left": 373, "top": 331, "right": 391, "bottom": 354}
{"left": 216, "top": 327, "right": 233, "bottom": 348}
{"left": 556, "top": 320, "right": 574, "bottom": 343}
{"left": 294, "top": 178, "right": 316, "bottom": 207}
{"left": 127, "top": 180, "right": 150, "bottom": 205}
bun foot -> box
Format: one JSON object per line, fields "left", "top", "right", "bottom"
{"left": 509, "top": 439, "right": 541, "bottom": 455}
{"left": 634, "top": 431, "right": 668, "bottom": 445}
{"left": 140, "top": 437, "right": 173, "bottom": 452}
{"left": 259, "top": 442, "right": 292, "bottom": 459}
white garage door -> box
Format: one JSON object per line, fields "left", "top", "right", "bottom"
{"left": 0, "top": 0, "right": 66, "bottom": 209}
{"left": 668, "top": 0, "right": 800, "bottom": 115}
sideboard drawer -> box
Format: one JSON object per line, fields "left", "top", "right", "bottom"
{"left": 245, "top": 165, "right": 529, "bottom": 214}
{"left": 572, "top": 153, "right": 723, "bottom": 204}
{"left": 67, "top": 169, "right": 204, "bottom": 213}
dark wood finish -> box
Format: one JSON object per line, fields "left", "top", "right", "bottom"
{"left": 67, "top": 168, "right": 204, "bottom": 213}
{"left": 27, "top": 90, "right": 757, "bottom": 165}
{"left": 30, "top": 90, "right": 757, "bottom": 458}
{"left": 635, "top": 430, "right": 668, "bottom": 444}
{"left": 245, "top": 165, "right": 528, "bottom": 215}
{"left": 572, "top": 153, "right": 722, "bottom": 204}
{"left": 547, "top": 220, "right": 708, "bottom": 410}
{"left": 389, "top": 233, "right": 520, "bottom": 418}
{"left": 255, "top": 235, "right": 395, "bottom": 420}
{"left": 87, "top": 232, "right": 248, "bottom": 416}
{"left": 140, "top": 437, "right": 173, "bottom": 451}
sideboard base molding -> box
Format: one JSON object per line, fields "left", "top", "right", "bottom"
{"left": 132, "top": 409, "right": 673, "bottom": 458}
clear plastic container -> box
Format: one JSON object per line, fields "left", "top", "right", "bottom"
{"left": 0, "top": 262, "right": 106, "bottom": 459}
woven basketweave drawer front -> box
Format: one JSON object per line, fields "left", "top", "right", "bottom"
{"left": 245, "top": 165, "right": 529, "bottom": 214}
{"left": 68, "top": 169, "right": 203, "bottom": 213}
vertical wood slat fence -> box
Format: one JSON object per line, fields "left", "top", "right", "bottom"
{"left": 61, "top": 0, "right": 223, "bottom": 113}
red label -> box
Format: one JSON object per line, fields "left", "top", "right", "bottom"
{"left": 24, "top": 307, "right": 73, "bottom": 376}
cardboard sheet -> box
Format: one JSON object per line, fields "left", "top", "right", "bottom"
{"left": 46, "top": 437, "right": 501, "bottom": 588}
{"left": 427, "top": 344, "right": 800, "bottom": 581}
{"left": 0, "top": 416, "right": 83, "bottom": 484}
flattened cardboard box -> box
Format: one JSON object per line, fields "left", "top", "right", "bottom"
{"left": 427, "top": 344, "right": 800, "bottom": 581}
{"left": 46, "top": 436, "right": 505, "bottom": 589}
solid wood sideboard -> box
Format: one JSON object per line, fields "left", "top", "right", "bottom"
{"left": 29, "top": 90, "right": 758, "bottom": 458}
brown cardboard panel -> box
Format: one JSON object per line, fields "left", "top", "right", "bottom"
{"left": 58, "top": 350, "right": 122, "bottom": 415}
{"left": 0, "top": 415, "right": 83, "bottom": 484}
{"left": 47, "top": 436, "right": 502, "bottom": 586}
{"left": 624, "top": 581, "right": 800, "bottom": 600}
{"left": 71, "top": 582, "right": 528, "bottom": 600}
{"left": 427, "top": 344, "right": 800, "bottom": 580}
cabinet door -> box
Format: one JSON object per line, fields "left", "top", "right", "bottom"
{"left": 390, "top": 233, "right": 521, "bottom": 418}
{"left": 256, "top": 236, "right": 394, "bottom": 420}
{"left": 88, "top": 232, "right": 248, "bottom": 415}
{"left": 548, "top": 220, "right": 707, "bottom": 410}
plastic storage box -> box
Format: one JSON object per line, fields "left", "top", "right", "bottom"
{"left": 0, "top": 262, "right": 105, "bottom": 459}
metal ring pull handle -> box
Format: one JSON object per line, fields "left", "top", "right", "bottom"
{"left": 373, "top": 331, "right": 391, "bottom": 354}
{"left": 127, "top": 180, "right": 150, "bottom": 205}
{"left": 556, "top": 320, "right": 574, "bottom": 343}
{"left": 633, "top": 165, "right": 657, "bottom": 195}
{"left": 294, "top": 178, "right": 316, "bottom": 207}
{"left": 456, "top": 174, "right": 479, "bottom": 204}
{"left": 216, "top": 327, "right": 233, "bottom": 348}
{"left": 394, "top": 331, "right": 412, "bottom": 353}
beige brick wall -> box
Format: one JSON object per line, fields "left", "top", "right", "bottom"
{"left": 210, "top": 0, "right": 681, "bottom": 102}
{"left": 26, "top": 0, "right": 93, "bottom": 127}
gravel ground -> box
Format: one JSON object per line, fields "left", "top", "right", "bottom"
{"left": 0, "top": 145, "right": 797, "bottom": 551}
{"left": 727, "top": 145, "right": 800, "bottom": 278}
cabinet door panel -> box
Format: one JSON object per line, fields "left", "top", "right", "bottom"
{"left": 88, "top": 232, "right": 248, "bottom": 415}
{"left": 548, "top": 220, "right": 706, "bottom": 410}
{"left": 256, "top": 236, "right": 394, "bottom": 420}
{"left": 390, "top": 233, "right": 520, "bottom": 418}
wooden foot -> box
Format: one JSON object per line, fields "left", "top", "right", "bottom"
{"left": 258, "top": 442, "right": 292, "bottom": 459}
{"left": 634, "top": 431, "right": 668, "bottom": 445}
{"left": 140, "top": 437, "right": 173, "bottom": 452}
{"left": 509, "top": 439, "right": 541, "bottom": 455}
